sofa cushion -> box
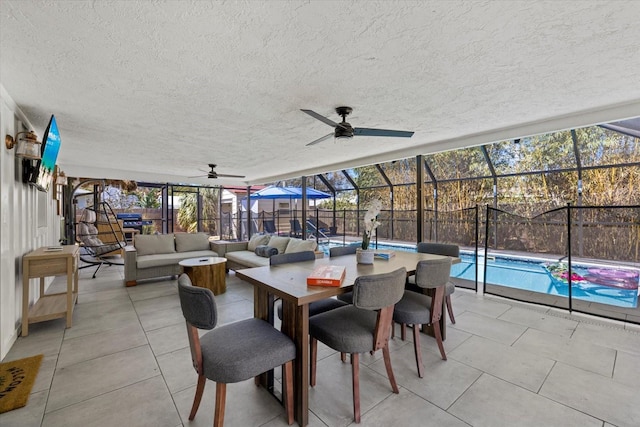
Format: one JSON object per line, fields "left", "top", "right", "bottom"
{"left": 135, "top": 233, "right": 176, "bottom": 256}
{"left": 136, "top": 249, "right": 218, "bottom": 269}
{"left": 285, "top": 238, "right": 317, "bottom": 254}
{"left": 255, "top": 245, "right": 278, "bottom": 258}
{"left": 267, "top": 236, "right": 290, "bottom": 254}
{"left": 247, "top": 234, "right": 271, "bottom": 251}
{"left": 175, "top": 232, "right": 210, "bottom": 252}
{"left": 226, "top": 250, "right": 270, "bottom": 268}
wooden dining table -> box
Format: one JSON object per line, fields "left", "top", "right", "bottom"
{"left": 236, "top": 250, "right": 460, "bottom": 426}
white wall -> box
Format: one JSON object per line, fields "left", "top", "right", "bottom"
{"left": 1, "top": 84, "right": 60, "bottom": 360}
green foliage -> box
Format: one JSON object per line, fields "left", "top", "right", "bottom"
{"left": 177, "top": 188, "right": 219, "bottom": 234}
{"left": 134, "top": 189, "right": 161, "bottom": 208}
{"left": 178, "top": 192, "right": 198, "bottom": 233}
{"left": 425, "top": 127, "right": 639, "bottom": 215}
{"left": 316, "top": 193, "right": 356, "bottom": 210}
{"left": 142, "top": 224, "right": 157, "bottom": 235}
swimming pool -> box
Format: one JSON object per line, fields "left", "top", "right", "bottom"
{"left": 319, "top": 241, "right": 639, "bottom": 308}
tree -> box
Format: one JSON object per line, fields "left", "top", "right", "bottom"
{"left": 177, "top": 188, "right": 219, "bottom": 234}
{"left": 134, "top": 188, "right": 161, "bottom": 208}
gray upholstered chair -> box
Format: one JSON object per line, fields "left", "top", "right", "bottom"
{"left": 273, "top": 251, "right": 347, "bottom": 320}
{"left": 177, "top": 274, "right": 296, "bottom": 427}
{"left": 406, "top": 242, "right": 459, "bottom": 324}
{"left": 393, "top": 257, "right": 451, "bottom": 377}
{"left": 308, "top": 267, "right": 407, "bottom": 423}
{"left": 330, "top": 246, "right": 357, "bottom": 305}
{"left": 329, "top": 245, "right": 358, "bottom": 258}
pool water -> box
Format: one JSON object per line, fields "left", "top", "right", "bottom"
{"left": 320, "top": 242, "right": 639, "bottom": 308}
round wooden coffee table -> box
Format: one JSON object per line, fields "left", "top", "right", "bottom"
{"left": 179, "top": 257, "right": 227, "bottom": 295}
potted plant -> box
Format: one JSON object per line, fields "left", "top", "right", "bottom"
{"left": 357, "top": 199, "right": 382, "bottom": 264}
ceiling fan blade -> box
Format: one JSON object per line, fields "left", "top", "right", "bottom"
{"left": 301, "top": 109, "right": 340, "bottom": 128}
{"left": 216, "top": 173, "right": 246, "bottom": 178}
{"left": 354, "top": 128, "right": 415, "bottom": 138}
{"left": 187, "top": 174, "right": 208, "bottom": 178}
{"left": 306, "top": 132, "right": 334, "bottom": 146}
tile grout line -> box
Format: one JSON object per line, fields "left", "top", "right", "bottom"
{"left": 128, "top": 279, "right": 185, "bottom": 425}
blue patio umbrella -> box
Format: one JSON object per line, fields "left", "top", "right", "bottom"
{"left": 242, "top": 186, "right": 333, "bottom": 235}
{"left": 246, "top": 186, "right": 331, "bottom": 200}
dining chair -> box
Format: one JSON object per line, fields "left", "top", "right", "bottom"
{"left": 177, "top": 274, "right": 296, "bottom": 427}
{"left": 308, "top": 267, "right": 406, "bottom": 423}
{"left": 272, "top": 251, "right": 347, "bottom": 320}
{"left": 406, "top": 242, "right": 459, "bottom": 324}
{"left": 329, "top": 245, "right": 358, "bottom": 257}
{"left": 330, "top": 245, "right": 357, "bottom": 305}
{"left": 328, "top": 245, "right": 359, "bottom": 362}
{"left": 393, "top": 257, "right": 452, "bottom": 378}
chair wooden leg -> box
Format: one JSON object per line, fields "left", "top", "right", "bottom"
{"left": 189, "top": 374, "right": 206, "bottom": 420}
{"left": 214, "top": 382, "right": 226, "bottom": 427}
{"left": 341, "top": 352, "right": 347, "bottom": 362}
{"left": 433, "top": 320, "right": 447, "bottom": 361}
{"left": 412, "top": 324, "right": 424, "bottom": 378}
{"left": 283, "top": 360, "right": 294, "bottom": 425}
{"left": 382, "top": 345, "right": 399, "bottom": 394}
{"left": 445, "top": 295, "right": 456, "bottom": 324}
{"left": 401, "top": 323, "right": 407, "bottom": 341}
{"left": 310, "top": 337, "right": 317, "bottom": 387}
{"left": 351, "top": 353, "right": 361, "bottom": 423}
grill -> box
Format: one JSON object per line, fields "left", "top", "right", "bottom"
{"left": 116, "top": 213, "right": 153, "bottom": 232}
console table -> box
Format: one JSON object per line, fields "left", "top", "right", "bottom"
{"left": 22, "top": 245, "right": 79, "bottom": 336}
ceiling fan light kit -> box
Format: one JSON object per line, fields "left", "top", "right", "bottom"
{"left": 302, "top": 106, "right": 414, "bottom": 146}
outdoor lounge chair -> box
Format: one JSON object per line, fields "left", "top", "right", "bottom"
{"left": 76, "top": 203, "right": 126, "bottom": 278}
{"left": 263, "top": 219, "right": 277, "bottom": 234}
{"left": 289, "top": 219, "right": 303, "bottom": 237}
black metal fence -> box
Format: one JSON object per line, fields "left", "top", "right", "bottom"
{"left": 135, "top": 201, "right": 639, "bottom": 324}
{"left": 483, "top": 204, "right": 640, "bottom": 324}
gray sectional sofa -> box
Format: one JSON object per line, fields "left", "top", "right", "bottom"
{"left": 124, "top": 232, "right": 219, "bottom": 286}
{"left": 212, "top": 234, "right": 318, "bottom": 271}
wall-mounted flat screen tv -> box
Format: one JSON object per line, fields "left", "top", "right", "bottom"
{"left": 29, "top": 115, "right": 61, "bottom": 192}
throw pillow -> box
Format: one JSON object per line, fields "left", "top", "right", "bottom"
{"left": 254, "top": 245, "right": 278, "bottom": 258}
{"left": 285, "top": 238, "right": 317, "bottom": 253}
{"left": 267, "top": 235, "right": 290, "bottom": 254}
{"left": 134, "top": 233, "right": 176, "bottom": 256}
{"left": 247, "top": 234, "right": 270, "bottom": 251}
{"left": 175, "top": 232, "right": 210, "bottom": 252}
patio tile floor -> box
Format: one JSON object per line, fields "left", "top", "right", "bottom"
{"left": 2, "top": 263, "right": 638, "bottom": 426}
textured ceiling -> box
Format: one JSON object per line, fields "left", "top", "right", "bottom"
{"left": 2, "top": 1, "right": 640, "bottom": 186}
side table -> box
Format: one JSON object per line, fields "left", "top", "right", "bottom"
{"left": 122, "top": 227, "right": 140, "bottom": 244}
{"left": 179, "top": 257, "right": 227, "bottom": 295}
{"left": 22, "top": 245, "right": 80, "bottom": 336}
